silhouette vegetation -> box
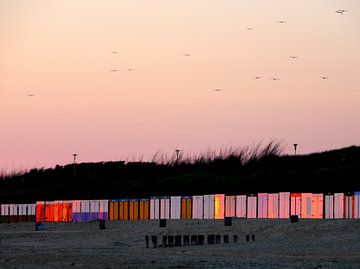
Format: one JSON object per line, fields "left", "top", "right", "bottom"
{"left": 1, "top": 142, "right": 360, "bottom": 203}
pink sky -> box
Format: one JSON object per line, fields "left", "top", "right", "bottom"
{"left": 1, "top": 0, "right": 360, "bottom": 171}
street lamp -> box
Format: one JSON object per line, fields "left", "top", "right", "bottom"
{"left": 175, "top": 149, "right": 181, "bottom": 163}
{"left": 73, "top": 153, "right": 78, "bottom": 176}
{"left": 293, "top": 144, "right": 298, "bottom": 156}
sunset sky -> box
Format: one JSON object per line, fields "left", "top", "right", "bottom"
{"left": 1, "top": 0, "right": 359, "bottom": 170}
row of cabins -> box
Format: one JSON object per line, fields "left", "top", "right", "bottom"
{"left": 1, "top": 192, "right": 360, "bottom": 223}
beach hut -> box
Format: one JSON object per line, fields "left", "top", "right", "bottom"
{"left": 0, "top": 204, "right": 5, "bottom": 223}
{"left": 150, "top": 197, "right": 160, "bottom": 219}
{"left": 36, "top": 202, "right": 45, "bottom": 222}
{"left": 99, "top": 200, "right": 108, "bottom": 220}
{"left": 214, "top": 194, "right": 225, "bottom": 219}
{"left": 236, "top": 195, "right": 247, "bottom": 218}
{"left": 139, "top": 199, "right": 149, "bottom": 220}
{"left": 225, "top": 195, "right": 236, "bottom": 217}
{"left": 80, "top": 200, "right": 90, "bottom": 221}
{"left": 268, "top": 193, "right": 279, "bottom": 218}
{"left": 247, "top": 195, "right": 257, "bottom": 218}
{"left": 181, "top": 196, "right": 192, "bottom": 219}
{"left": 354, "top": 192, "right": 360, "bottom": 219}
{"left": 257, "top": 193, "right": 268, "bottom": 218}
{"left": 290, "top": 193, "right": 301, "bottom": 217}
{"left": 30, "top": 204, "right": 36, "bottom": 222}
{"left": 109, "top": 200, "right": 117, "bottom": 220}
{"left": 192, "top": 195, "right": 204, "bottom": 219}
{"left": 18, "top": 204, "right": 24, "bottom": 222}
{"left": 1, "top": 204, "right": 10, "bottom": 223}
{"left": 11, "top": 204, "right": 18, "bottom": 223}
{"left": 119, "top": 199, "right": 129, "bottom": 220}
{"left": 311, "top": 194, "right": 324, "bottom": 219}
{"left": 203, "top": 195, "right": 215, "bottom": 219}
{"left": 344, "top": 194, "right": 354, "bottom": 219}
{"left": 324, "top": 194, "right": 334, "bottom": 219}
{"left": 301, "top": 193, "right": 313, "bottom": 218}
{"left": 160, "top": 197, "right": 170, "bottom": 219}
{"left": 170, "top": 196, "right": 181, "bottom": 219}
{"left": 279, "top": 192, "right": 290, "bottom": 218}
{"left": 129, "top": 199, "right": 139, "bottom": 220}
{"left": 72, "top": 200, "right": 81, "bottom": 222}
{"left": 334, "top": 193, "right": 344, "bottom": 219}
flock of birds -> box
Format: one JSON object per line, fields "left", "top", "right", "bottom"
{"left": 27, "top": 9, "right": 348, "bottom": 97}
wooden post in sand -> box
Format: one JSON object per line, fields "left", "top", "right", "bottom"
{"left": 190, "top": 235, "right": 198, "bottom": 245}
{"left": 168, "top": 235, "right": 174, "bottom": 247}
{"left": 198, "top": 235, "right": 204, "bottom": 245}
{"left": 215, "top": 235, "right": 221, "bottom": 244}
{"left": 183, "top": 235, "right": 190, "bottom": 246}
{"left": 145, "top": 236, "right": 149, "bottom": 248}
{"left": 207, "top": 235, "right": 215, "bottom": 245}
{"left": 175, "top": 235, "right": 182, "bottom": 247}
{"left": 151, "top": 236, "right": 157, "bottom": 248}
{"left": 233, "top": 235, "right": 238, "bottom": 243}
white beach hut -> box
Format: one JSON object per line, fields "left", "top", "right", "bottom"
{"left": 257, "top": 193, "right": 268, "bottom": 218}
{"left": 324, "top": 194, "right": 334, "bottom": 219}
{"left": 235, "top": 195, "right": 247, "bottom": 218}
{"left": 170, "top": 196, "right": 181, "bottom": 219}
{"left": 268, "top": 193, "right": 279, "bottom": 218}
{"left": 192, "top": 195, "right": 204, "bottom": 219}
{"left": 247, "top": 195, "right": 257, "bottom": 218}
{"left": 225, "top": 195, "right": 236, "bottom": 217}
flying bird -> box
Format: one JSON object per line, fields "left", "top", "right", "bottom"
{"left": 109, "top": 69, "right": 119, "bottom": 72}
{"left": 246, "top": 27, "right": 254, "bottom": 31}
{"left": 214, "top": 88, "right": 223, "bottom": 92}
{"left": 110, "top": 51, "right": 119, "bottom": 54}
{"left": 127, "top": 68, "right": 135, "bottom": 71}
{"left": 289, "top": 56, "right": 298, "bottom": 59}
{"left": 254, "top": 76, "right": 262, "bottom": 80}
{"left": 183, "top": 53, "right": 191, "bottom": 56}
{"left": 28, "top": 94, "right": 35, "bottom": 97}
{"left": 277, "top": 20, "right": 287, "bottom": 24}
{"left": 271, "top": 77, "right": 279, "bottom": 81}
{"left": 335, "top": 9, "right": 348, "bottom": 15}
{"left": 320, "top": 76, "right": 329, "bottom": 80}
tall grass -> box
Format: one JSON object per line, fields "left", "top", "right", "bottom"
{"left": 151, "top": 141, "right": 283, "bottom": 167}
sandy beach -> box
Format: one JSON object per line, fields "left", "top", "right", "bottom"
{"left": 1, "top": 219, "right": 360, "bottom": 269}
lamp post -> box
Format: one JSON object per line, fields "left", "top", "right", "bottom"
{"left": 175, "top": 149, "right": 181, "bottom": 163}
{"left": 73, "top": 153, "right": 78, "bottom": 176}
{"left": 293, "top": 144, "right": 298, "bottom": 156}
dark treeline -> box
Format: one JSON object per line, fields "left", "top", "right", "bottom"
{"left": 1, "top": 143, "right": 360, "bottom": 203}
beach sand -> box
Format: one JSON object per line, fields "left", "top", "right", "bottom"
{"left": 1, "top": 219, "right": 360, "bottom": 269}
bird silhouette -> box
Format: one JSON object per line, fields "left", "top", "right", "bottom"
{"left": 277, "top": 20, "right": 287, "bottom": 24}
{"left": 109, "top": 69, "right": 119, "bottom": 72}
{"left": 246, "top": 27, "right": 254, "bottom": 31}
{"left": 271, "top": 77, "right": 279, "bottom": 81}
{"left": 111, "top": 51, "right": 119, "bottom": 54}
{"left": 183, "top": 53, "right": 191, "bottom": 56}
{"left": 335, "top": 9, "right": 348, "bottom": 15}
{"left": 28, "top": 94, "right": 35, "bottom": 97}
{"left": 214, "top": 89, "right": 223, "bottom": 92}
{"left": 127, "top": 68, "right": 134, "bottom": 71}
{"left": 289, "top": 56, "right": 298, "bottom": 59}
{"left": 320, "top": 76, "right": 329, "bottom": 80}
{"left": 254, "top": 76, "right": 262, "bottom": 80}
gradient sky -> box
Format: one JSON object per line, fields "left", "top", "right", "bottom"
{"left": 1, "top": 0, "right": 360, "bottom": 171}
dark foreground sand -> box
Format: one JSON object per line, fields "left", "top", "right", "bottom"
{"left": 1, "top": 219, "right": 360, "bottom": 269}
